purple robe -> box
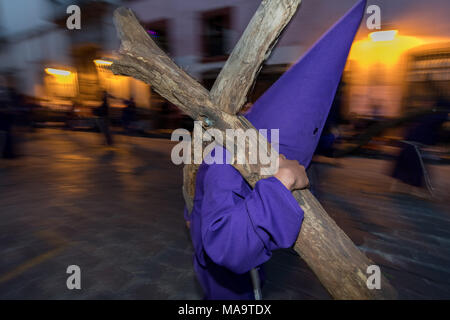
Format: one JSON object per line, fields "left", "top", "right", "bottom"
{"left": 183, "top": 0, "right": 366, "bottom": 300}
{"left": 185, "top": 156, "right": 304, "bottom": 300}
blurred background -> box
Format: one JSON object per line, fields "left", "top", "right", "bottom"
{"left": 0, "top": 0, "right": 449, "bottom": 300}
{"left": 0, "top": 0, "right": 448, "bottom": 156}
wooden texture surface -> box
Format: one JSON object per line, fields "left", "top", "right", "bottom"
{"left": 210, "top": 0, "right": 302, "bottom": 114}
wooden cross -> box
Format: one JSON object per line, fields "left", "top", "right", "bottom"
{"left": 111, "top": 0, "right": 397, "bottom": 299}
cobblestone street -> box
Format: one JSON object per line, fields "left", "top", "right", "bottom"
{"left": 0, "top": 129, "right": 449, "bottom": 299}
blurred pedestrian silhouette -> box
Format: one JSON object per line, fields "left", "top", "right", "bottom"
{"left": 66, "top": 99, "right": 80, "bottom": 130}
{"left": 391, "top": 83, "right": 449, "bottom": 197}
{"left": 121, "top": 97, "right": 137, "bottom": 134}
{"left": 0, "top": 79, "right": 17, "bottom": 158}
{"left": 94, "top": 90, "right": 113, "bottom": 145}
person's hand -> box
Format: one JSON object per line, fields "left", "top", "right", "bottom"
{"left": 274, "top": 154, "right": 309, "bottom": 191}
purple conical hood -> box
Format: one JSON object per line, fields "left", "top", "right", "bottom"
{"left": 245, "top": 0, "right": 366, "bottom": 167}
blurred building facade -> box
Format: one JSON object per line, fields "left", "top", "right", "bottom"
{"left": 0, "top": 0, "right": 449, "bottom": 118}
{"left": 128, "top": 0, "right": 450, "bottom": 118}
{"left": 0, "top": 0, "right": 150, "bottom": 110}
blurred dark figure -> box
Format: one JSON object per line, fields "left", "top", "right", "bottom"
{"left": 94, "top": 91, "right": 113, "bottom": 145}
{"left": 391, "top": 93, "right": 449, "bottom": 196}
{"left": 121, "top": 97, "right": 137, "bottom": 134}
{"left": 66, "top": 100, "right": 80, "bottom": 130}
{"left": 0, "top": 83, "right": 19, "bottom": 158}
{"left": 21, "top": 96, "right": 37, "bottom": 130}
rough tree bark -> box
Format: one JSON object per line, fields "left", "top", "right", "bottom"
{"left": 210, "top": 0, "right": 302, "bottom": 114}
{"left": 111, "top": 3, "right": 397, "bottom": 300}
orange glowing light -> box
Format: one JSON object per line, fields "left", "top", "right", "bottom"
{"left": 349, "top": 31, "right": 425, "bottom": 68}
{"left": 94, "top": 59, "right": 113, "bottom": 66}
{"left": 45, "top": 68, "right": 71, "bottom": 76}
{"left": 369, "top": 30, "right": 398, "bottom": 42}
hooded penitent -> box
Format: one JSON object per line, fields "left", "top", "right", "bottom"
{"left": 245, "top": 0, "right": 366, "bottom": 168}
{"left": 186, "top": 0, "right": 366, "bottom": 300}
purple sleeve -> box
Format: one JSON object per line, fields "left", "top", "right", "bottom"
{"left": 200, "top": 164, "right": 304, "bottom": 274}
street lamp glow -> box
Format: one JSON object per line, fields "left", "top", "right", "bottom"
{"left": 369, "top": 30, "right": 398, "bottom": 42}
{"left": 45, "top": 68, "right": 71, "bottom": 76}
{"left": 94, "top": 59, "right": 113, "bottom": 66}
